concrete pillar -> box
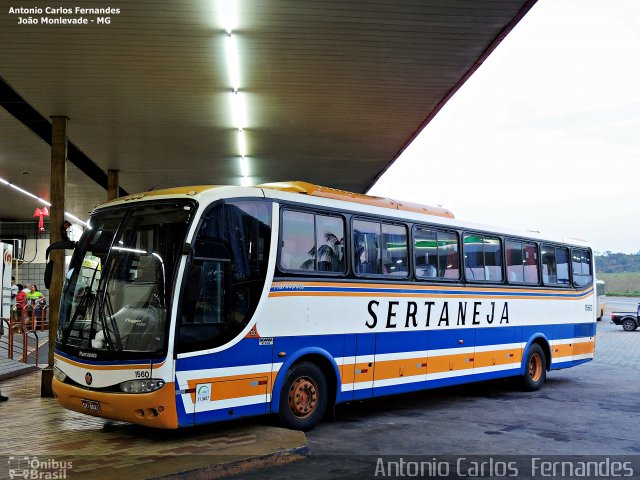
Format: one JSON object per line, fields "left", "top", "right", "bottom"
{"left": 42, "top": 116, "right": 68, "bottom": 397}
{"left": 107, "top": 169, "right": 119, "bottom": 201}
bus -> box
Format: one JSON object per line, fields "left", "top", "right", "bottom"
{"left": 596, "top": 279, "right": 606, "bottom": 320}
{"left": 51, "top": 181, "right": 596, "bottom": 431}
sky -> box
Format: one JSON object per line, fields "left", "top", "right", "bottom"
{"left": 369, "top": 0, "right": 640, "bottom": 255}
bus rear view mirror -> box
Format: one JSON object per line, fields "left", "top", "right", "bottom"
{"left": 44, "top": 241, "right": 77, "bottom": 289}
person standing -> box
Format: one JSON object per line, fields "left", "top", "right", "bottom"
{"left": 15, "top": 284, "right": 26, "bottom": 308}
{"left": 10, "top": 276, "right": 18, "bottom": 306}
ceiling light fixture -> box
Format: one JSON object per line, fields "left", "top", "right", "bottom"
{"left": 237, "top": 129, "right": 247, "bottom": 157}
{"left": 225, "top": 34, "right": 241, "bottom": 93}
{"left": 218, "top": 0, "right": 237, "bottom": 35}
{"left": 9, "top": 182, "right": 40, "bottom": 201}
{"left": 231, "top": 90, "right": 246, "bottom": 129}
{"left": 219, "top": 0, "right": 252, "bottom": 186}
{"left": 240, "top": 157, "right": 249, "bottom": 177}
{"left": 0, "top": 176, "right": 88, "bottom": 226}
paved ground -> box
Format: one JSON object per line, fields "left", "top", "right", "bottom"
{"left": 0, "top": 372, "right": 307, "bottom": 479}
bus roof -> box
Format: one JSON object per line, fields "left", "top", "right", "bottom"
{"left": 95, "top": 181, "right": 590, "bottom": 248}
{"left": 98, "top": 181, "right": 455, "bottom": 219}
{"left": 259, "top": 181, "right": 454, "bottom": 218}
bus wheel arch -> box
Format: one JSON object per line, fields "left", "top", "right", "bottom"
{"left": 271, "top": 351, "right": 339, "bottom": 426}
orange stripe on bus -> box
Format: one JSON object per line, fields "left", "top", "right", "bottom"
{"left": 186, "top": 372, "right": 274, "bottom": 402}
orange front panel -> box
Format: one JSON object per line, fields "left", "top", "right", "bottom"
{"left": 53, "top": 378, "right": 178, "bottom": 429}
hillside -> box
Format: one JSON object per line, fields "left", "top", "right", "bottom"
{"left": 595, "top": 252, "right": 640, "bottom": 273}
{"left": 595, "top": 252, "right": 640, "bottom": 296}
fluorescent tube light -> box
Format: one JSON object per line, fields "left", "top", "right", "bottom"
{"left": 238, "top": 129, "right": 247, "bottom": 157}
{"left": 225, "top": 34, "right": 241, "bottom": 91}
{"left": 240, "top": 156, "right": 249, "bottom": 177}
{"left": 231, "top": 91, "right": 246, "bottom": 129}
{"left": 9, "top": 183, "right": 39, "bottom": 200}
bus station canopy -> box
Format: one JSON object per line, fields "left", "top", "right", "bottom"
{"left": 0, "top": 0, "right": 535, "bottom": 222}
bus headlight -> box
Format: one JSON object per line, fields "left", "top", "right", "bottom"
{"left": 53, "top": 366, "right": 67, "bottom": 382}
{"left": 120, "top": 379, "right": 165, "bottom": 394}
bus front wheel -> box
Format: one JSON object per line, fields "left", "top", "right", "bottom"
{"left": 278, "top": 362, "right": 328, "bottom": 431}
{"left": 522, "top": 344, "right": 546, "bottom": 391}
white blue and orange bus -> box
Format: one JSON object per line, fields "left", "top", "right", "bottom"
{"left": 51, "top": 182, "right": 596, "bottom": 430}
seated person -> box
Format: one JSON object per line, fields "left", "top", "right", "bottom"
{"left": 26, "top": 284, "right": 46, "bottom": 319}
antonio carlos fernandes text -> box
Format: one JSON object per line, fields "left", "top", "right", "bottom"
{"left": 373, "top": 457, "right": 634, "bottom": 477}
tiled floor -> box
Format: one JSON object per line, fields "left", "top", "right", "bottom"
{"left": 0, "top": 372, "right": 307, "bottom": 479}
{"left": 0, "top": 356, "right": 38, "bottom": 380}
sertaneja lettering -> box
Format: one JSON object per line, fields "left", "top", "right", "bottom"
{"left": 366, "top": 299, "right": 509, "bottom": 329}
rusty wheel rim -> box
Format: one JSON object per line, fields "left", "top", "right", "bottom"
{"left": 288, "top": 376, "right": 318, "bottom": 418}
{"left": 528, "top": 352, "right": 543, "bottom": 382}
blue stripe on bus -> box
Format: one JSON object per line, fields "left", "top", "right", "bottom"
{"left": 174, "top": 322, "right": 595, "bottom": 373}
{"left": 54, "top": 349, "right": 167, "bottom": 366}
{"left": 175, "top": 337, "right": 274, "bottom": 372}
{"left": 371, "top": 331, "right": 426, "bottom": 354}
{"left": 175, "top": 392, "right": 194, "bottom": 427}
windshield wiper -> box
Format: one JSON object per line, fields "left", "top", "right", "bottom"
{"left": 96, "top": 290, "right": 123, "bottom": 351}
{"left": 60, "top": 266, "right": 100, "bottom": 346}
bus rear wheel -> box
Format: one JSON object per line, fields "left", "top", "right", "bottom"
{"left": 522, "top": 344, "right": 546, "bottom": 391}
{"left": 278, "top": 362, "right": 327, "bottom": 431}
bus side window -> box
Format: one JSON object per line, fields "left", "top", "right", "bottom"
{"left": 507, "top": 240, "right": 539, "bottom": 284}
{"left": 542, "top": 245, "right": 569, "bottom": 286}
{"left": 353, "top": 220, "right": 382, "bottom": 275}
{"left": 464, "top": 234, "right": 502, "bottom": 282}
{"left": 280, "top": 210, "right": 345, "bottom": 273}
{"left": 414, "top": 228, "right": 459, "bottom": 280}
{"left": 572, "top": 248, "right": 592, "bottom": 287}
{"left": 541, "top": 245, "right": 557, "bottom": 284}
{"left": 382, "top": 223, "right": 408, "bottom": 277}
{"left": 556, "top": 247, "right": 570, "bottom": 285}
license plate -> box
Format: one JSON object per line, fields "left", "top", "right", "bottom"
{"left": 81, "top": 399, "right": 101, "bottom": 412}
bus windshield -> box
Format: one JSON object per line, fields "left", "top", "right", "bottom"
{"left": 56, "top": 201, "right": 194, "bottom": 359}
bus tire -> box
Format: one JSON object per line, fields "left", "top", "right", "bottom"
{"left": 622, "top": 318, "right": 638, "bottom": 332}
{"left": 521, "top": 344, "right": 546, "bottom": 391}
{"left": 278, "top": 362, "right": 328, "bottom": 431}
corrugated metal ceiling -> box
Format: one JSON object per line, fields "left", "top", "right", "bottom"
{"left": 0, "top": 0, "right": 535, "bottom": 222}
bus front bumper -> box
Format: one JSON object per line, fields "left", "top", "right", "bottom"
{"left": 52, "top": 378, "right": 179, "bottom": 429}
